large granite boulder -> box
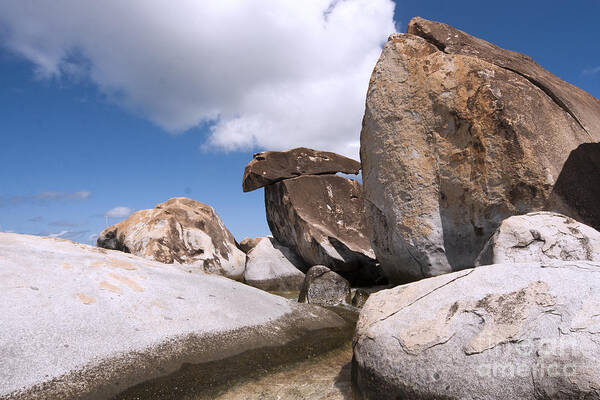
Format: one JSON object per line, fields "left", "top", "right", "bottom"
{"left": 353, "top": 261, "right": 600, "bottom": 399}
{"left": 241, "top": 236, "right": 306, "bottom": 291}
{"left": 265, "top": 175, "right": 379, "bottom": 283}
{"left": 476, "top": 211, "right": 600, "bottom": 266}
{"left": 0, "top": 233, "right": 348, "bottom": 399}
{"left": 97, "top": 197, "right": 246, "bottom": 280}
{"left": 298, "top": 265, "right": 351, "bottom": 306}
{"left": 242, "top": 147, "right": 361, "bottom": 192}
{"left": 360, "top": 17, "right": 600, "bottom": 283}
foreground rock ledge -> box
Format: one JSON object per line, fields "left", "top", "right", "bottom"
{"left": 0, "top": 233, "right": 347, "bottom": 400}
{"left": 353, "top": 261, "right": 600, "bottom": 399}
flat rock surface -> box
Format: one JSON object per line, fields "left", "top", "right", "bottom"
{"left": 476, "top": 211, "right": 600, "bottom": 265}
{"left": 360, "top": 17, "right": 599, "bottom": 283}
{"left": 0, "top": 233, "right": 347, "bottom": 400}
{"left": 354, "top": 261, "right": 600, "bottom": 399}
{"left": 265, "top": 175, "right": 377, "bottom": 283}
{"left": 97, "top": 197, "right": 246, "bottom": 280}
{"left": 242, "top": 147, "right": 361, "bottom": 192}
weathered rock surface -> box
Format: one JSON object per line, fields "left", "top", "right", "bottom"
{"left": 360, "top": 17, "right": 600, "bottom": 283}
{"left": 353, "top": 261, "right": 600, "bottom": 399}
{"left": 265, "top": 175, "right": 379, "bottom": 283}
{"left": 298, "top": 265, "right": 351, "bottom": 306}
{"left": 97, "top": 197, "right": 246, "bottom": 280}
{"left": 242, "top": 236, "right": 306, "bottom": 291}
{"left": 242, "top": 147, "right": 361, "bottom": 192}
{"left": 476, "top": 212, "right": 600, "bottom": 266}
{"left": 0, "top": 233, "right": 348, "bottom": 400}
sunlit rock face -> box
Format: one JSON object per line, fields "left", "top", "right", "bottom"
{"left": 360, "top": 17, "right": 600, "bottom": 283}
{"left": 475, "top": 211, "right": 600, "bottom": 266}
{"left": 241, "top": 236, "right": 306, "bottom": 291}
{"left": 97, "top": 197, "right": 246, "bottom": 280}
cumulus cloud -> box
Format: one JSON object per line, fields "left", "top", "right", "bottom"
{"left": 0, "top": 190, "right": 91, "bottom": 207}
{"left": 0, "top": 0, "right": 396, "bottom": 158}
{"left": 104, "top": 206, "right": 133, "bottom": 219}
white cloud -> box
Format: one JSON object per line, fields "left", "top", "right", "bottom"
{"left": 105, "top": 206, "right": 133, "bottom": 219}
{"left": 0, "top": 0, "right": 396, "bottom": 158}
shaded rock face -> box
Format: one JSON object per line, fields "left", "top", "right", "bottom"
{"left": 242, "top": 147, "right": 361, "bottom": 192}
{"left": 475, "top": 212, "right": 600, "bottom": 266}
{"left": 242, "top": 236, "right": 306, "bottom": 291}
{"left": 351, "top": 289, "right": 370, "bottom": 308}
{"left": 549, "top": 143, "right": 600, "bottom": 231}
{"left": 265, "top": 175, "right": 379, "bottom": 284}
{"left": 97, "top": 197, "right": 246, "bottom": 280}
{"left": 353, "top": 261, "right": 600, "bottom": 399}
{"left": 0, "top": 233, "right": 347, "bottom": 400}
{"left": 360, "top": 17, "right": 600, "bottom": 283}
{"left": 298, "top": 265, "right": 351, "bottom": 306}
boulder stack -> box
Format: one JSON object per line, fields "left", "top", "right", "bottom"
{"left": 97, "top": 197, "right": 246, "bottom": 280}
{"left": 360, "top": 17, "right": 600, "bottom": 283}
{"left": 243, "top": 148, "right": 381, "bottom": 285}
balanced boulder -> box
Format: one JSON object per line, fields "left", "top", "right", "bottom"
{"left": 476, "top": 211, "right": 600, "bottom": 266}
{"left": 0, "top": 233, "right": 348, "bottom": 400}
{"left": 265, "top": 175, "right": 378, "bottom": 281}
{"left": 354, "top": 261, "right": 600, "bottom": 399}
{"left": 298, "top": 265, "right": 351, "bottom": 306}
{"left": 241, "top": 236, "right": 306, "bottom": 291}
{"left": 242, "top": 147, "right": 361, "bottom": 192}
{"left": 97, "top": 197, "right": 246, "bottom": 280}
{"left": 360, "top": 17, "right": 600, "bottom": 283}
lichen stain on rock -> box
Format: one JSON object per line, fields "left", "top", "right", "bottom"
{"left": 75, "top": 293, "right": 96, "bottom": 305}
{"left": 99, "top": 281, "right": 123, "bottom": 295}
{"left": 465, "top": 280, "right": 555, "bottom": 354}
{"left": 109, "top": 273, "right": 144, "bottom": 292}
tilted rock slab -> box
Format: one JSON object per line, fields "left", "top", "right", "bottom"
{"left": 97, "top": 197, "right": 246, "bottom": 280}
{"left": 0, "top": 233, "right": 347, "bottom": 400}
{"left": 241, "top": 236, "right": 306, "bottom": 291}
{"left": 360, "top": 17, "right": 600, "bottom": 283}
{"left": 476, "top": 212, "right": 600, "bottom": 266}
{"left": 265, "top": 175, "right": 378, "bottom": 281}
{"left": 242, "top": 147, "right": 361, "bottom": 192}
{"left": 353, "top": 261, "right": 600, "bottom": 399}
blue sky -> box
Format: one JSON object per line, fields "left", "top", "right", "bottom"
{"left": 0, "top": 0, "right": 598, "bottom": 244}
